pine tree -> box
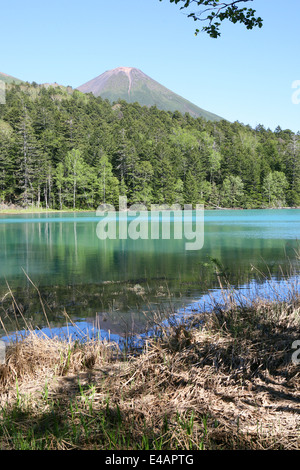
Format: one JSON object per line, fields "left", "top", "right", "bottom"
{"left": 64, "top": 149, "right": 86, "bottom": 209}
{"left": 14, "top": 104, "right": 42, "bottom": 206}
{"left": 95, "top": 153, "right": 119, "bottom": 206}
{"left": 285, "top": 134, "right": 300, "bottom": 206}
{"left": 55, "top": 162, "right": 65, "bottom": 209}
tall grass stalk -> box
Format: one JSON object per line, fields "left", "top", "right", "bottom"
{"left": 0, "top": 263, "right": 299, "bottom": 450}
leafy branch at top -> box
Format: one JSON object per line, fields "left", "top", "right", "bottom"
{"left": 160, "top": 0, "right": 263, "bottom": 37}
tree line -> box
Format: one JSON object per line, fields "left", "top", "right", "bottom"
{"left": 0, "top": 82, "right": 299, "bottom": 210}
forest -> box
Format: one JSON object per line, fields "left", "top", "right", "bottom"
{"left": 0, "top": 81, "right": 299, "bottom": 210}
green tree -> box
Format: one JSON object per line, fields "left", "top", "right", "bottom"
{"left": 184, "top": 170, "right": 201, "bottom": 207}
{"left": 284, "top": 134, "right": 300, "bottom": 206}
{"left": 95, "top": 153, "right": 119, "bottom": 206}
{"left": 130, "top": 160, "right": 154, "bottom": 207}
{"left": 153, "top": 148, "right": 179, "bottom": 205}
{"left": 0, "top": 82, "right": 298, "bottom": 211}
{"left": 199, "top": 132, "right": 221, "bottom": 183}
{"left": 15, "top": 106, "right": 42, "bottom": 206}
{"left": 220, "top": 175, "right": 244, "bottom": 207}
{"left": 0, "top": 120, "right": 15, "bottom": 202}
{"left": 262, "top": 171, "right": 289, "bottom": 207}
{"left": 54, "top": 162, "right": 65, "bottom": 209}
{"left": 64, "top": 149, "right": 86, "bottom": 209}
{"left": 169, "top": 128, "right": 200, "bottom": 182}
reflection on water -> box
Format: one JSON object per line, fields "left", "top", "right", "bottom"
{"left": 0, "top": 209, "right": 299, "bottom": 339}
{"left": 3, "top": 275, "right": 299, "bottom": 348}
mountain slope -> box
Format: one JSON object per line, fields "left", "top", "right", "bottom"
{"left": 77, "top": 67, "right": 223, "bottom": 121}
{"left": 0, "top": 72, "right": 23, "bottom": 85}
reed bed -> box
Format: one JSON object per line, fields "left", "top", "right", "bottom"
{"left": 0, "top": 273, "right": 299, "bottom": 450}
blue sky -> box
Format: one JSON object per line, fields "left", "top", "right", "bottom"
{"left": 1, "top": 0, "right": 300, "bottom": 132}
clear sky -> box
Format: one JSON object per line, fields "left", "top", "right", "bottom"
{"left": 1, "top": 0, "right": 300, "bottom": 132}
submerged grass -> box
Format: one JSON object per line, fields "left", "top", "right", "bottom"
{"left": 0, "top": 270, "right": 299, "bottom": 450}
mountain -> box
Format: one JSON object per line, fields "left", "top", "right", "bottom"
{"left": 77, "top": 67, "right": 223, "bottom": 121}
{"left": 0, "top": 72, "right": 23, "bottom": 85}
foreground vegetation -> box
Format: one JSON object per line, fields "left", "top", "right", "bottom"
{"left": 0, "top": 280, "right": 299, "bottom": 450}
{"left": 0, "top": 82, "right": 299, "bottom": 211}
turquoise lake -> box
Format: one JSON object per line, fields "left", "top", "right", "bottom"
{"left": 0, "top": 209, "right": 299, "bottom": 341}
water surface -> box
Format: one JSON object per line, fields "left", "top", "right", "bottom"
{"left": 0, "top": 209, "right": 299, "bottom": 339}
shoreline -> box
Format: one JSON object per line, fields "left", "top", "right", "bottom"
{"left": 2, "top": 273, "right": 299, "bottom": 347}
{"left": 0, "top": 205, "right": 300, "bottom": 215}
{"left": 0, "top": 207, "right": 96, "bottom": 215}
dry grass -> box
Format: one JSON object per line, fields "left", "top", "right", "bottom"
{"left": 0, "top": 286, "right": 299, "bottom": 450}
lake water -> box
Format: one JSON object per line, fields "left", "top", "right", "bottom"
{"left": 0, "top": 209, "right": 299, "bottom": 342}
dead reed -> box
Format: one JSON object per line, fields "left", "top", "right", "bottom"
{"left": 0, "top": 272, "right": 299, "bottom": 450}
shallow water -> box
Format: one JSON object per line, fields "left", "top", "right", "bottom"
{"left": 0, "top": 209, "right": 299, "bottom": 340}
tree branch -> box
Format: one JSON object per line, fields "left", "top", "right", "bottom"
{"left": 160, "top": 0, "right": 263, "bottom": 38}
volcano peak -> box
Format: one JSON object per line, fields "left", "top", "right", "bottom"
{"left": 77, "top": 67, "right": 223, "bottom": 121}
